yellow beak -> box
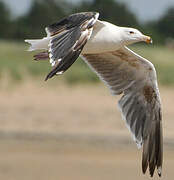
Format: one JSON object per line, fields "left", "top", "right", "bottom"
{"left": 143, "top": 35, "right": 153, "bottom": 44}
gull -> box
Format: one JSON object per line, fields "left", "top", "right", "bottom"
{"left": 25, "top": 12, "right": 163, "bottom": 177}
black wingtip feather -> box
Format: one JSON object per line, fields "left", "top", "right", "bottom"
{"left": 45, "top": 75, "right": 50, "bottom": 81}
{"left": 142, "top": 118, "right": 163, "bottom": 177}
{"left": 45, "top": 69, "right": 54, "bottom": 81}
{"left": 158, "top": 171, "right": 162, "bottom": 177}
{"left": 45, "top": 47, "right": 83, "bottom": 81}
{"left": 142, "top": 136, "right": 149, "bottom": 174}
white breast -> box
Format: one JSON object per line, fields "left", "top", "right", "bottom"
{"left": 82, "top": 20, "right": 123, "bottom": 54}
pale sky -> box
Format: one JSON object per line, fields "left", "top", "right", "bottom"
{"left": 1, "top": 0, "right": 174, "bottom": 22}
{"left": 117, "top": 0, "right": 174, "bottom": 22}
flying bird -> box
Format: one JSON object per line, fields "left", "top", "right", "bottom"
{"left": 25, "top": 12, "right": 163, "bottom": 177}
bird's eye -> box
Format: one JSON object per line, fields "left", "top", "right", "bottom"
{"left": 129, "top": 31, "right": 134, "bottom": 34}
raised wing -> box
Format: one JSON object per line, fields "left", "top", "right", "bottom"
{"left": 45, "top": 12, "right": 99, "bottom": 80}
{"left": 81, "top": 47, "right": 163, "bottom": 177}
{"left": 46, "top": 12, "right": 99, "bottom": 36}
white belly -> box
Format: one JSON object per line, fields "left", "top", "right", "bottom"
{"left": 82, "top": 20, "right": 122, "bottom": 54}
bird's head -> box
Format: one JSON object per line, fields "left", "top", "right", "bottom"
{"left": 120, "top": 27, "right": 152, "bottom": 45}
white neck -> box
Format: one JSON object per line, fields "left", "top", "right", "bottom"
{"left": 82, "top": 20, "right": 124, "bottom": 54}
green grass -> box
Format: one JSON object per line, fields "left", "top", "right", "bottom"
{"left": 0, "top": 40, "right": 173, "bottom": 85}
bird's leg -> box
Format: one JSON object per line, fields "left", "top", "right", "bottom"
{"left": 33, "top": 51, "right": 49, "bottom": 61}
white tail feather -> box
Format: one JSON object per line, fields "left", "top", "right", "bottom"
{"left": 25, "top": 37, "right": 50, "bottom": 51}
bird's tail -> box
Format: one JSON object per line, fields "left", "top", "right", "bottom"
{"left": 25, "top": 37, "right": 50, "bottom": 51}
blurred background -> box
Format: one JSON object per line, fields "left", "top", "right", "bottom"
{"left": 0, "top": 0, "right": 173, "bottom": 179}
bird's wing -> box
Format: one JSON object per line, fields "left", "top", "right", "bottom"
{"left": 45, "top": 12, "right": 99, "bottom": 80}
{"left": 81, "top": 46, "right": 162, "bottom": 177}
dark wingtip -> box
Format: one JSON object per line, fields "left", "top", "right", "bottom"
{"left": 149, "top": 168, "right": 155, "bottom": 177}
{"left": 142, "top": 138, "right": 149, "bottom": 175}
{"left": 142, "top": 165, "right": 148, "bottom": 175}
{"left": 45, "top": 77, "right": 49, "bottom": 81}
{"left": 142, "top": 118, "right": 163, "bottom": 178}
{"left": 157, "top": 166, "right": 162, "bottom": 177}
{"left": 44, "top": 68, "right": 58, "bottom": 81}
{"left": 45, "top": 74, "right": 51, "bottom": 81}
{"left": 45, "top": 70, "right": 63, "bottom": 81}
